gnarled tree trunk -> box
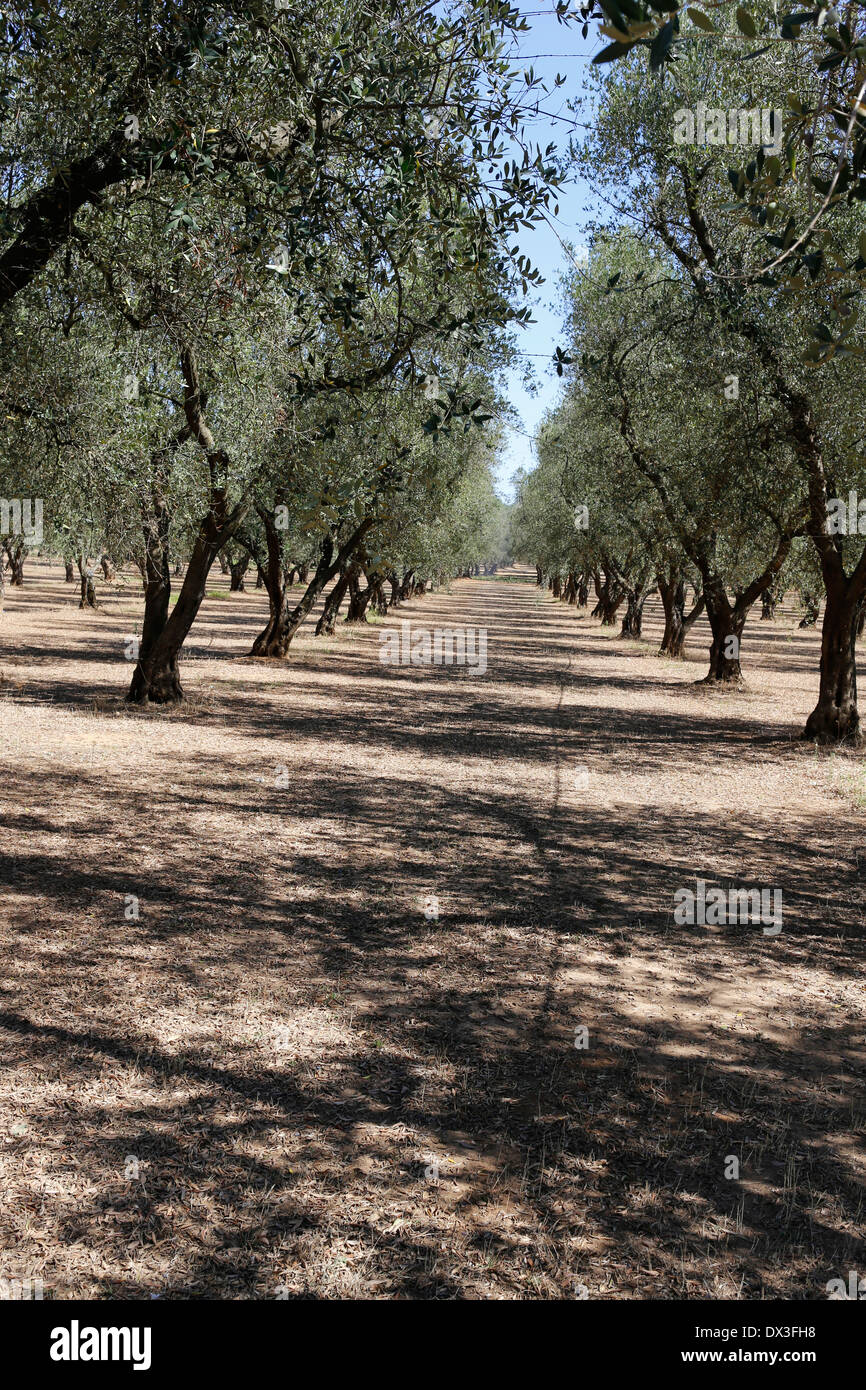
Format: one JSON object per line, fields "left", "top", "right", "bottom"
{"left": 127, "top": 349, "right": 246, "bottom": 704}
{"left": 315, "top": 565, "right": 352, "bottom": 636}
{"left": 128, "top": 491, "right": 245, "bottom": 701}
{"left": 250, "top": 510, "right": 293, "bottom": 656}
{"left": 701, "top": 580, "right": 745, "bottom": 683}
{"left": 4, "top": 538, "right": 24, "bottom": 585}
{"left": 77, "top": 557, "right": 97, "bottom": 609}
{"left": 698, "top": 531, "right": 794, "bottom": 685}
{"left": 344, "top": 566, "right": 373, "bottom": 624}
{"left": 229, "top": 554, "right": 250, "bottom": 591}
{"left": 658, "top": 574, "right": 705, "bottom": 657}
{"left": 592, "top": 569, "right": 625, "bottom": 626}
{"left": 804, "top": 581, "right": 861, "bottom": 744}
{"left": 368, "top": 573, "right": 388, "bottom": 616}
{"left": 132, "top": 487, "right": 172, "bottom": 691}
{"left": 252, "top": 522, "right": 373, "bottom": 657}
{"left": 619, "top": 579, "right": 656, "bottom": 639}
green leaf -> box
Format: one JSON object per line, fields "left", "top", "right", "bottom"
{"left": 649, "top": 19, "right": 676, "bottom": 71}
{"left": 687, "top": 8, "right": 717, "bottom": 33}
{"left": 736, "top": 7, "right": 758, "bottom": 37}
{"left": 727, "top": 168, "right": 745, "bottom": 196}
{"left": 592, "top": 39, "right": 633, "bottom": 64}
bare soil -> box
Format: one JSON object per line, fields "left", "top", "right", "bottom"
{"left": 0, "top": 561, "right": 863, "bottom": 1299}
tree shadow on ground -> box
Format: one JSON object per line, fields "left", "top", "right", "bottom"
{"left": 0, "top": 568, "right": 863, "bottom": 1299}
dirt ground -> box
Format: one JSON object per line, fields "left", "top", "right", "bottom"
{"left": 0, "top": 560, "right": 863, "bottom": 1299}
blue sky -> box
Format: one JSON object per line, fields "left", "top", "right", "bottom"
{"left": 494, "top": 7, "right": 600, "bottom": 499}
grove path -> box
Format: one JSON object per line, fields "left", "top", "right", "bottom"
{"left": 0, "top": 563, "right": 863, "bottom": 1298}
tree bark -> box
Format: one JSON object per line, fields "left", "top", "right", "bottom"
{"left": 130, "top": 491, "right": 171, "bottom": 692}
{"left": 658, "top": 574, "right": 705, "bottom": 657}
{"left": 593, "top": 572, "right": 625, "bottom": 626}
{"left": 77, "top": 558, "right": 97, "bottom": 609}
{"left": 619, "top": 580, "right": 656, "bottom": 639}
{"left": 315, "top": 565, "right": 352, "bottom": 636}
{"left": 251, "top": 521, "right": 373, "bottom": 657}
{"left": 370, "top": 576, "right": 388, "bottom": 616}
{"left": 3, "top": 538, "right": 24, "bottom": 585}
{"left": 696, "top": 528, "right": 794, "bottom": 684}
{"left": 344, "top": 567, "right": 373, "bottom": 624}
{"left": 803, "top": 583, "right": 861, "bottom": 744}
{"left": 229, "top": 554, "right": 250, "bottom": 591}
{"left": 701, "top": 580, "right": 745, "bottom": 683}
{"left": 798, "top": 591, "right": 820, "bottom": 627}
{"left": 594, "top": 581, "right": 622, "bottom": 625}
{"left": 250, "top": 510, "right": 293, "bottom": 656}
{"left": 126, "top": 349, "right": 247, "bottom": 703}
{"left": 127, "top": 493, "right": 245, "bottom": 701}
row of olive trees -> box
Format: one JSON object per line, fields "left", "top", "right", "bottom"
{"left": 513, "top": 16, "right": 866, "bottom": 743}
{"left": 0, "top": 306, "right": 513, "bottom": 699}
{"left": 0, "top": 0, "right": 553, "bottom": 700}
